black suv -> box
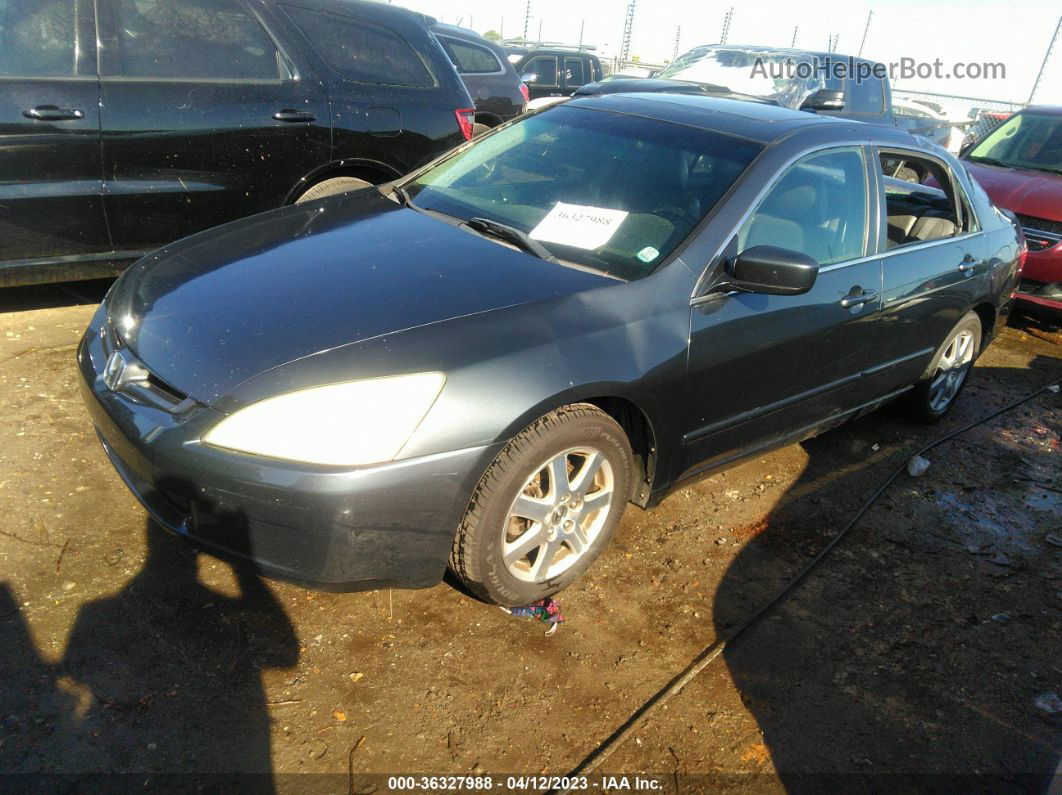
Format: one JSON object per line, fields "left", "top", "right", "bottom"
{"left": 432, "top": 24, "right": 526, "bottom": 134}
{"left": 502, "top": 41, "right": 604, "bottom": 101}
{"left": 0, "top": 0, "right": 475, "bottom": 287}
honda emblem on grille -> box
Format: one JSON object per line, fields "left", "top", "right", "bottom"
{"left": 103, "top": 350, "right": 150, "bottom": 393}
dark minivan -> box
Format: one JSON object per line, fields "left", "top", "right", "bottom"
{"left": 432, "top": 24, "right": 526, "bottom": 134}
{"left": 0, "top": 0, "right": 475, "bottom": 286}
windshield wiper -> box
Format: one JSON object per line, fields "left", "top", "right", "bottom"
{"left": 465, "top": 217, "right": 558, "bottom": 263}
{"left": 967, "top": 155, "right": 1010, "bottom": 168}
{"left": 389, "top": 183, "right": 414, "bottom": 207}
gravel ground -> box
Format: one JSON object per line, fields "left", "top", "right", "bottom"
{"left": 0, "top": 282, "right": 1059, "bottom": 792}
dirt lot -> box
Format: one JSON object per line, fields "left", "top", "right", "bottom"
{"left": 0, "top": 281, "right": 1059, "bottom": 792}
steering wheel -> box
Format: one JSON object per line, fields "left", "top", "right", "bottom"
{"left": 650, "top": 206, "right": 697, "bottom": 234}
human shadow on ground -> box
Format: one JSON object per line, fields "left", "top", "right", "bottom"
{"left": 713, "top": 357, "right": 1062, "bottom": 790}
{"left": 0, "top": 519, "right": 298, "bottom": 791}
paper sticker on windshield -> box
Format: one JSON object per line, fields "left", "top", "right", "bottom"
{"left": 637, "top": 246, "right": 660, "bottom": 263}
{"left": 529, "top": 202, "right": 629, "bottom": 250}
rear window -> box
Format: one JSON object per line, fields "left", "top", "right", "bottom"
{"left": 407, "top": 106, "right": 763, "bottom": 280}
{"left": 440, "top": 36, "right": 500, "bottom": 74}
{"left": 284, "top": 6, "right": 434, "bottom": 87}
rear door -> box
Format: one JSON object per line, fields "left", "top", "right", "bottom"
{"left": 0, "top": 0, "right": 109, "bottom": 275}
{"left": 859, "top": 148, "right": 988, "bottom": 399}
{"left": 96, "top": 0, "right": 329, "bottom": 253}
{"left": 681, "top": 146, "right": 883, "bottom": 478}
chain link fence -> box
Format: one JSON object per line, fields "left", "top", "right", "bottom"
{"left": 891, "top": 90, "right": 1025, "bottom": 148}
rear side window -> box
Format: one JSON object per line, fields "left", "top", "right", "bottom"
{"left": 440, "top": 36, "right": 500, "bottom": 74}
{"left": 285, "top": 6, "right": 433, "bottom": 87}
{"left": 110, "top": 0, "right": 280, "bottom": 80}
{"left": 564, "top": 57, "right": 588, "bottom": 87}
{"left": 0, "top": 0, "right": 76, "bottom": 77}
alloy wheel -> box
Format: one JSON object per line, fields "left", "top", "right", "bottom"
{"left": 501, "top": 447, "right": 616, "bottom": 582}
{"left": 928, "top": 329, "right": 975, "bottom": 412}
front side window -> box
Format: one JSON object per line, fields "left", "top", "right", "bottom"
{"left": 440, "top": 36, "right": 500, "bottom": 74}
{"left": 407, "top": 106, "right": 763, "bottom": 280}
{"left": 738, "top": 148, "right": 868, "bottom": 265}
{"left": 525, "top": 56, "right": 558, "bottom": 87}
{"left": 285, "top": 7, "right": 433, "bottom": 87}
{"left": 967, "top": 111, "right": 1062, "bottom": 176}
{"left": 0, "top": 0, "right": 76, "bottom": 77}
{"left": 111, "top": 0, "right": 280, "bottom": 80}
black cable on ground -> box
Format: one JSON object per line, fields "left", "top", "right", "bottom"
{"left": 553, "top": 374, "right": 1061, "bottom": 793}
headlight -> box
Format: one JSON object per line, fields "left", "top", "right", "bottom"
{"left": 202, "top": 373, "right": 445, "bottom": 466}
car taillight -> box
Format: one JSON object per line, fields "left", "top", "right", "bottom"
{"left": 455, "top": 108, "right": 475, "bottom": 141}
{"left": 1018, "top": 240, "right": 1028, "bottom": 273}
{"left": 519, "top": 83, "right": 530, "bottom": 103}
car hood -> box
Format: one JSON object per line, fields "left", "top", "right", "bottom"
{"left": 963, "top": 160, "right": 1062, "bottom": 221}
{"left": 106, "top": 190, "right": 614, "bottom": 405}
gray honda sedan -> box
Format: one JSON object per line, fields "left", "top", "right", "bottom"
{"left": 79, "top": 93, "right": 1022, "bottom": 605}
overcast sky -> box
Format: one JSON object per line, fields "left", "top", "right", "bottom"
{"left": 398, "top": 0, "right": 1061, "bottom": 105}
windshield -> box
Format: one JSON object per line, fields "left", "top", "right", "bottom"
{"left": 967, "top": 111, "right": 1062, "bottom": 175}
{"left": 406, "top": 106, "right": 763, "bottom": 279}
{"left": 657, "top": 46, "right": 827, "bottom": 109}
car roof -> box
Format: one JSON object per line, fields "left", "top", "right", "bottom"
{"left": 276, "top": 0, "right": 436, "bottom": 27}
{"left": 432, "top": 23, "right": 490, "bottom": 42}
{"left": 1022, "top": 105, "right": 1062, "bottom": 116}
{"left": 564, "top": 91, "right": 923, "bottom": 147}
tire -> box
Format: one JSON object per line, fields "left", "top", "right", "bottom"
{"left": 902, "top": 311, "right": 982, "bottom": 424}
{"left": 472, "top": 122, "right": 492, "bottom": 137}
{"left": 294, "top": 177, "right": 373, "bottom": 204}
{"left": 450, "top": 404, "right": 633, "bottom": 606}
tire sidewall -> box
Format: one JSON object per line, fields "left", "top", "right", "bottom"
{"left": 476, "top": 413, "right": 632, "bottom": 606}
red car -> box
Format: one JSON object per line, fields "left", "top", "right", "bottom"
{"left": 962, "top": 106, "right": 1062, "bottom": 319}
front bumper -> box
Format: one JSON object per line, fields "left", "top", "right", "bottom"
{"left": 1014, "top": 249, "right": 1062, "bottom": 315}
{"left": 78, "top": 311, "right": 501, "bottom": 590}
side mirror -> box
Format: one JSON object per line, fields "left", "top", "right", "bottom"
{"left": 724, "top": 246, "right": 819, "bottom": 296}
{"left": 801, "top": 88, "right": 845, "bottom": 111}
{"left": 520, "top": 72, "right": 537, "bottom": 83}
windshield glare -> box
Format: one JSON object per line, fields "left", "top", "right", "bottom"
{"left": 407, "top": 106, "right": 763, "bottom": 279}
{"left": 968, "top": 112, "right": 1062, "bottom": 175}
{"left": 658, "top": 47, "right": 827, "bottom": 109}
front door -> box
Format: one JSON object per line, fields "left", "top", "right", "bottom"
{"left": 95, "top": 0, "right": 329, "bottom": 253}
{"left": 681, "top": 146, "right": 882, "bottom": 479}
{"left": 0, "top": 0, "right": 110, "bottom": 278}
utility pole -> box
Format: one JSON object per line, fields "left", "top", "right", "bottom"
{"left": 538, "top": 17, "right": 543, "bottom": 43}
{"left": 791, "top": 26, "right": 798, "bottom": 47}
{"left": 500, "top": 17, "right": 504, "bottom": 38}
{"left": 1029, "top": 15, "right": 1061, "bottom": 104}
{"left": 620, "top": 1, "right": 636, "bottom": 61}
{"left": 672, "top": 25, "right": 681, "bottom": 61}
{"left": 523, "top": 0, "right": 531, "bottom": 41}
{"left": 579, "top": 19, "right": 585, "bottom": 46}
{"left": 858, "top": 10, "right": 873, "bottom": 56}
{"left": 827, "top": 33, "right": 839, "bottom": 53}
{"left": 720, "top": 7, "right": 733, "bottom": 45}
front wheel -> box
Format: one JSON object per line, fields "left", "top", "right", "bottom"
{"left": 450, "top": 404, "right": 633, "bottom": 606}
{"left": 902, "top": 311, "right": 982, "bottom": 423}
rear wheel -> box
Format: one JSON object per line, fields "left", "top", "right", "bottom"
{"left": 902, "top": 311, "right": 981, "bottom": 423}
{"left": 472, "top": 122, "right": 492, "bottom": 137}
{"left": 294, "top": 177, "right": 373, "bottom": 204}
{"left": 450, "top": 404, "right": 633, "bottom": 606}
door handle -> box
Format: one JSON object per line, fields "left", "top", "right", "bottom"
{"left": 23, "top": 105, "right": 85, "bottom": 121}
{"left": 840, "top": 288, "right": 878, "bottom": 309}
{"left": 273, "top": 110, "right": 316, "bottom": 123}
{"left": 958, "top": 254, "right": 977, "bottom": 273}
